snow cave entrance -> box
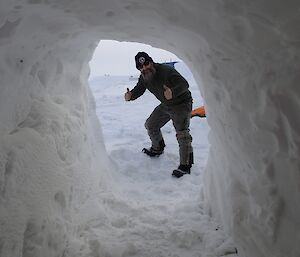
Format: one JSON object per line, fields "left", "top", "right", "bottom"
{"left": 88, "top": 40, "right": 209, "bottom": 189}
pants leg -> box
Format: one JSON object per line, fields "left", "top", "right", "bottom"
{"left": 144, "top": 104, "right": 170, "bottom": 149}
{"left": 168, "top": 100, "right": 193, "bottom": 165}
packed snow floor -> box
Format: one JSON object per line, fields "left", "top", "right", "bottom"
{"left": 87, "top": 66, "right": 239, "bottom": 257}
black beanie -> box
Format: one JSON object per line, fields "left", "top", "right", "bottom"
{"left": 135, "top": 52, "right": 153, "bottom": 70}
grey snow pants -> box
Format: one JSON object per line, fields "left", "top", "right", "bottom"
{"left": 144, "top": 100, "right": 193, "bottom": 165}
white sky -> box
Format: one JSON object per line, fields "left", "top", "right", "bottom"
{"left": 89, "top": 40, "right": 181, "bottom": 78}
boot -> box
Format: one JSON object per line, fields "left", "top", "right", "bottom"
{"left": 142, "top": 140, "right": 165, "bottom": 157}
{"left": 172, "top": 164, "right": 191, "bottom": 178}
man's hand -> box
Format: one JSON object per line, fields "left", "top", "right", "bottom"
{"left": 163, "top": 85, "right": 173, "bottom": 100}
{"left": 124, "top": 88, "right": 132, "bottom": 101}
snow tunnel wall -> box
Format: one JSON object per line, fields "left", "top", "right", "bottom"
{"left": 0, "top": 3, "right": 114, "bottom": 256}
{"left": 0, "top": 1, "right": 299, "bottom": 257}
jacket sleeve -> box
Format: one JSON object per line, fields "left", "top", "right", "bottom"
{"left": 130, "top": 76, "right": 147, "bottom": 100}
{"left": 167, "top": 70, "right": 189, "bottom": 98}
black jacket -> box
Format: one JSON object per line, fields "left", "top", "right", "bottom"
{"left": 130, "top": 63, "right": 192, "bottom": 106}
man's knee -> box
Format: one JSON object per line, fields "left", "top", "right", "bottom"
{"left": 176, "top": 130, "right": 192, "bottom": 143}
{"left": 144, "top": 119, "right": 151, "bottom": 130}
{"left": 145, "top": 118, "right": 159, "bottom": 131}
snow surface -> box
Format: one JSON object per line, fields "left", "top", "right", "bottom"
{"left": 0, "top": 1, "right": 300, "bottom": 257}
{"left": 83, "top": 63, "right": 238, "bottom": 257}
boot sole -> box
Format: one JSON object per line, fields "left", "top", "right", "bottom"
{"left": 142, "top": 148, "right": 163, "bottom": 157}
{"left": 172, "top": 169, "right": 190, "bottom": 178}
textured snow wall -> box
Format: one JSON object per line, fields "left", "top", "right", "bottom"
{"left": 0, "top": 3, "right": 114, "bottom": 257}
{"left": 0, "top": 1, "right": 299, "bottom": 257}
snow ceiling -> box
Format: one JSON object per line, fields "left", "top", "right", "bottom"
{"left": 0, "top": 0, "right": 299, "bottom": 257}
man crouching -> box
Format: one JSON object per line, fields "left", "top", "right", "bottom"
{"left": 124, "top": 52, "right": 193, "bottom": 178}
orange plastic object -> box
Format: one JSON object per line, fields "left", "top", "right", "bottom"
{"left": 191, "top": 106, "right": 206, "bottom": 118}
